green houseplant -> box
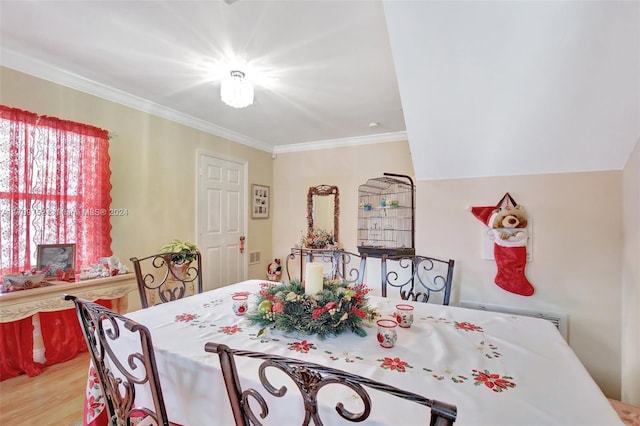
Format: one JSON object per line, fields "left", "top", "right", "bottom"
{"left": 160, "top": 240, "right": 198, "bottom": 281}
{"left": 160, "top": 239, "right": 198, "bottom": 263}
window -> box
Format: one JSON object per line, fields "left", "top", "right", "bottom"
{"left": 0, "top": 105, "right": 112, "bottom": 274}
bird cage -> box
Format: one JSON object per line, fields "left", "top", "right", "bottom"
{"left": 357, "top": 173, "right": 415, "bottom": 257}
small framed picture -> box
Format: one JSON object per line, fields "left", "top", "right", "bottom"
{"left": 37, "top": 244, "right": 76, "bottom": 280}
{"left": 252, "top": 184, "right": 270, "bottom": 219}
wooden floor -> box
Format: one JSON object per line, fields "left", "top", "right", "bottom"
{"left": 0, "top": 352, "right": 89, "bottom": 426}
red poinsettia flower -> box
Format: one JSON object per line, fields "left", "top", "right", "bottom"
{"left": 380, "top": 357, "right": 409, "bottom": 372}
{"left": 87, "top": 394, "right": 104, "bottom": 416}
{"left": 472, "top": 369, "right": 516, "bottom": 392}
{"left": 455, "top": 321, "right": 483, "bottom": 332}
{"left": 175, "top": 313, "right": 197, "bottom": 322}
{"left": 220, "top": 324, "right": 242, "bottom": 335}
{"left": 289, "top": 340, "right": 315, "bottom": 353}
{"left": 88, "top": 367, "right": 100, "bottom": 388}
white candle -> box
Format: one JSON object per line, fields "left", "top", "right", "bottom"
{"left": 305, "top": 262, "right": 324, "bottom": 295}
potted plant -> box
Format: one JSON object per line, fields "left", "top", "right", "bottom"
{"left": 160, "top": 239, "right": 198, "bottom": 280}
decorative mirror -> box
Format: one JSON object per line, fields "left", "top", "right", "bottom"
{"left": 307, "top": 185, "right": 339, "bottom": 245}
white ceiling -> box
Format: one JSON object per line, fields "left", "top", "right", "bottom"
{"left": 1, "top": 0, "right": 638, "bottom": 180}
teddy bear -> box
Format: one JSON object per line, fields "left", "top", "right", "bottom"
{"left": 471, "top": 197, "right": 534, "bottom": 296}
{"left": 489, "top": 205, "right": 528, "bottom": 243}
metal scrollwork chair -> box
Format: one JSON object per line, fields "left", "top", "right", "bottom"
{"left": 130, "top": 251, "right": 203, "bottom": 308}
{"left": 286, "top": 249, "right": 367, "bottom": 285}
{"left": 63, "top": 295, "right": 172, "bottom": 426}
{"left": 381, "top": 254, "right": 455, "bottom": 305}
{"left": 204, "top": 342, "right": 457, "bottom": 426}
{"left": 334, "top": 251, "right": 367, "bottom": 285}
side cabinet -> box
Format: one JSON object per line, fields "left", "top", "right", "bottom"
{"left": 357, "top": 173, "right": 415, "bottom": 257}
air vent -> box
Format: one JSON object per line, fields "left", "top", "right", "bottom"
{"left": 249, "top": 251, "right": 261, "bottom": 264}
{"left": 460, "top": 301, "right": 568, "bottom": 341}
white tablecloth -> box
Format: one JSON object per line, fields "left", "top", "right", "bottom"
{"left": 89, "top": 279, "right": 620, "bottom": 426}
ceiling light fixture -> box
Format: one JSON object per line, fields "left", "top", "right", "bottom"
{"left": 220, "top": 70, "right": 254, "bottom": 108}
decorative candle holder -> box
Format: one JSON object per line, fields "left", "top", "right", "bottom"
{"left": 394, "top": 304, "right": 414, "bottom": 328}
{"left": 376, "top": 319, "right": 398, "bottom": 348}
{"left": 232, "top": 294, "right": 248, "bottom": 316}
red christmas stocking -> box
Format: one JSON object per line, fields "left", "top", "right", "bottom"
{"left": 493, "top": 240, "right": 534, "bottom": 296}
{"left": 471, "top": 195, "right": 535, "bottom": 297}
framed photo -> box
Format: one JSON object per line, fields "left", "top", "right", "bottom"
{"left": 252, "top": 184, "right": 270, "bottom": 219}
{"left": 37, "top": 244, "right": 76, "bottom": 280}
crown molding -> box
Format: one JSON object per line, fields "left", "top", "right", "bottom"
{"left": 0, "top": 47, "right": 273, "bottom": 152}
{"left": 2, "top": 47, "right": 407, "bottom": 155}
{"left": 273, "top": 131, "right": 408, "bottom": 154}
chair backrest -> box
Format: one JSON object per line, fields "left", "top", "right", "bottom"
{"left": 333, "top": 251, "right": 367, "bottom": 285}
{"left": 204, "top": 342, "right": 457, "bottom": 426}
{"left": 285, "top": 249, "right": 367, "bottom": 285}
{"left": 381, "top": 254, "right": 455, "bottom": 305}
{"left": 62, "top": 295, "right": 169, "bottom": 426}
{"left": 130, "top": 251, "right": 203, "bottom": 308}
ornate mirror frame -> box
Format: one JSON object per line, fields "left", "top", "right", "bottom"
{"left": 307, "top": 185, "right": 339, "bottom": 244}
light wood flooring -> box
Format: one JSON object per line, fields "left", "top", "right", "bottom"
{"left": 0, "top": 352, "right": 89, "bottom": 426}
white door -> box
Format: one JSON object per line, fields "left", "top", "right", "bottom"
{"left": 197, "top": 152, "right": 247, "bottom": 291}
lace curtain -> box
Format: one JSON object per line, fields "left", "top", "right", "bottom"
{"left": 0, "top": 105, "right": 112, "bottom": 274}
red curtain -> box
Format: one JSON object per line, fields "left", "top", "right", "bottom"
{"left": 0, "top": 299, "right": 114, "bottom": 380}
{"left": 1, "top": 105, "right": 113, "bottom": 379}
{"left": 40, "top": 299, "right": 113, "bottom": 366}
{"left": 0, "top": 105, "right": 112, "bottom": 274}
{"left": 0, "top": 318, "right": 43, "bottom": 380}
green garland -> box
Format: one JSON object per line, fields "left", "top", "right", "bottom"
{"left": 247, "top": 280, "right": 378, "bottom": 339}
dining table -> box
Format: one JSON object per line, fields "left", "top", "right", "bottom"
{"left": 83, "top": 279, "right": 621, "bottom": 426}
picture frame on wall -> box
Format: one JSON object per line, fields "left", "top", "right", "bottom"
{"left": 37, "top": 243, "right": 76, "bottom": 280}
{"left": 252, "top": 184, "right": 270, "bottom": 219}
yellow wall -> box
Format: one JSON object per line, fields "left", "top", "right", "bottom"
{"left": 0, "top": 66, "right": 274, "bottom": 310}
{"left": 274, "top": 143, "right": 632, "bottom": 400}
{"left": 271, "top": 141, "right": 415, "bottom": 265}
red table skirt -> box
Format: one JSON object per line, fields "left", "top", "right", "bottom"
{"left": 0, "top": 299, "right": 112, "bottom": 380}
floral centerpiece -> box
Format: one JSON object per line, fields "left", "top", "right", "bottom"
{"left": 247, "top": 280, "right": 378, "bottom": 339}
{"left": 301, "top": 227, "right": 336, "bottom": 249}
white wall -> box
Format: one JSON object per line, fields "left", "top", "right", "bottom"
{"left": 416, "top": 172, "right": 622, "bottom": 399}
{"left": 274, "top": 143, "right": 625, "bottom": 399}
